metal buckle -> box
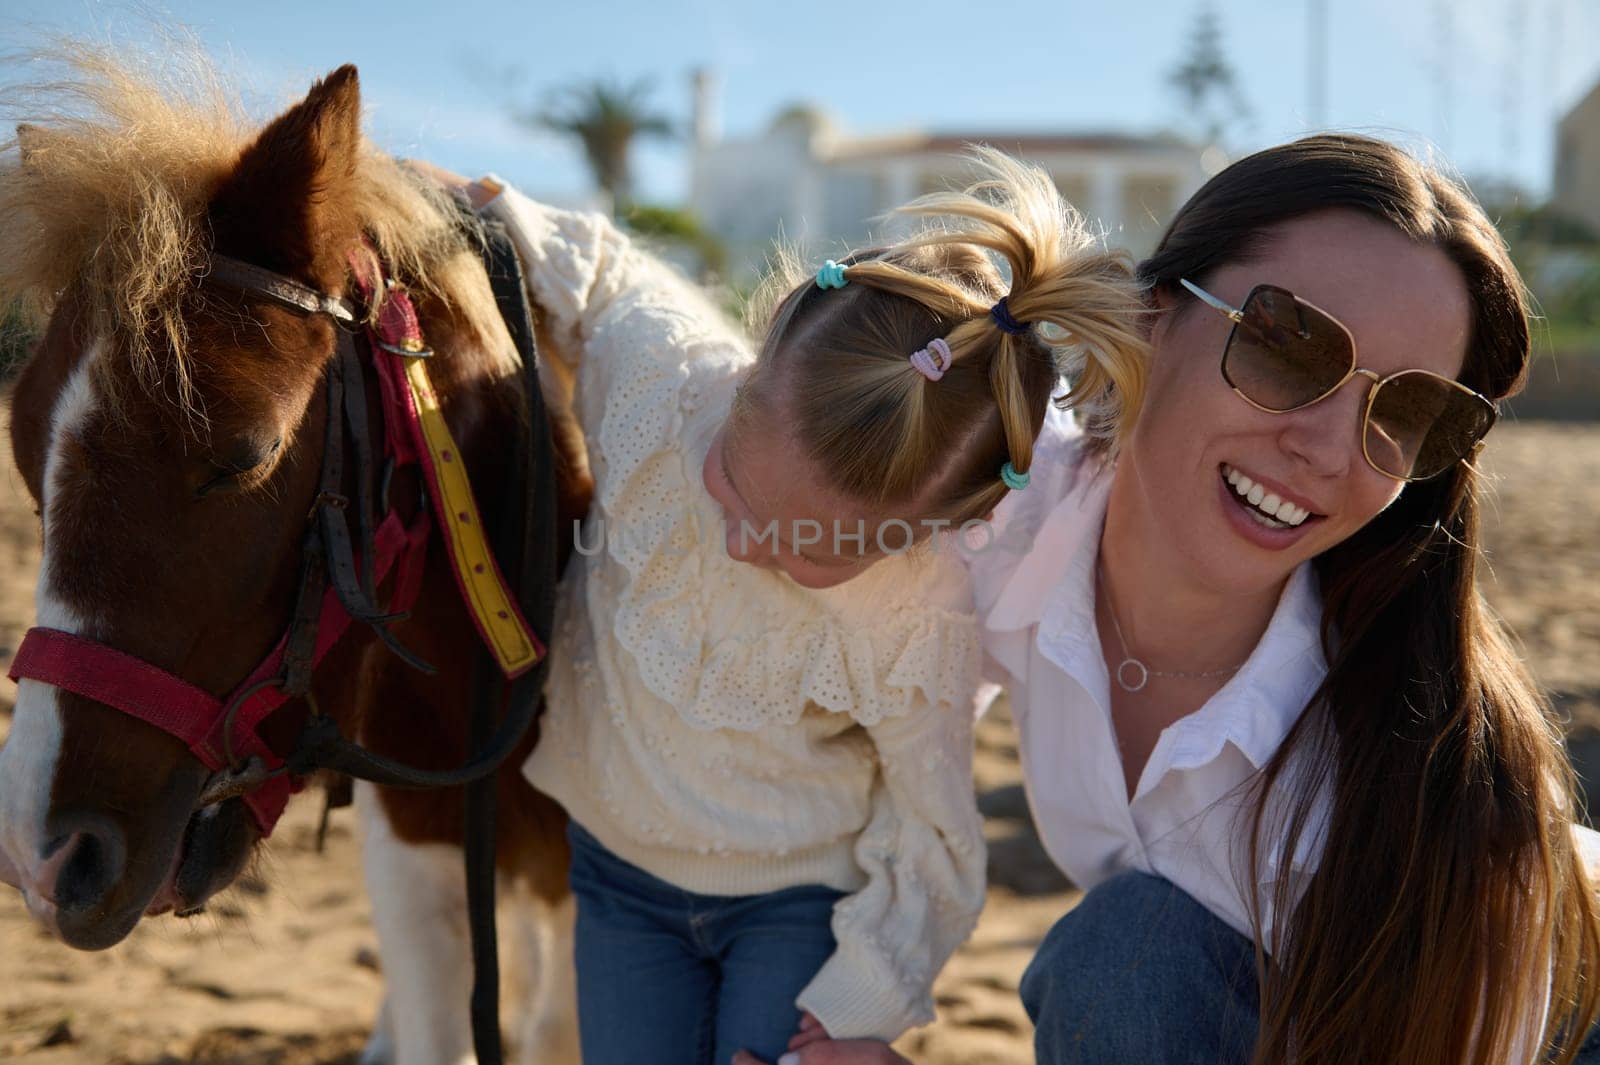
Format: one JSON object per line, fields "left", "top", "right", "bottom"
{"left": 196, "top": 756, "right": 286, "bottom": 808}
{"left": 376, "top": 336, "right": 433, "bottom": 358}
{"left": 308, "top": 491, "right": 348, "bottom": 520}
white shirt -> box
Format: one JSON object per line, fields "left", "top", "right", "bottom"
{"left": 966, "top": 409, "right": 1329, "bottom": 948}
{"left": 968, "top": 411, "right": 1571, "bottom": 1061}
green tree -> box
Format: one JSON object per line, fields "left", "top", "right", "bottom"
{"left": 1167, "top": 5, "right": 1252, "bottom": 145}
{"left": 0, "top": 304, "right": 34, "bottom": 384}
{"left": 528, "top": 79, "right": 674, "bottom": 214}
{"left": 621, "top": 203, "right": 727, "bottom": 279}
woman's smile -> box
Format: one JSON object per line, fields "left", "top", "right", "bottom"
{"left": 1213, "top": 466, "right": 1323, "bottom": 551}
{"left": 1219, "top": 464, "right": 1317, "bottom": 528}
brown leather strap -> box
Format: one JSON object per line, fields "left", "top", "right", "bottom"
{"left": 206, "top": 255, "right": 359, "bottom": 324}
{"left": 315, "top": 333, "right": 433, "bottom": 674}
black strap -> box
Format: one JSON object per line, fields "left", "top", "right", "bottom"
{"left": 208, "top": 255, "right": 359, "bottom": 324}
{"left": 465, "top": 652, "right": 504, "bottom": 1065}
{"left": 478, "top": 213, "right": 561, "bottom": 653}
{"left": 316, "top": 334, "right": 434, "bottom": 675}
{"left": 459, "top": 212, "right": 561, "bottom": 1065}
{"left": 280, "top": 524, "right": 329, "bottom": 696}
{"left": 278, "top": 373, "right": 339, "bottom": 697}
{"left": 342, "top": 337, "right": 381, "bottom": 605}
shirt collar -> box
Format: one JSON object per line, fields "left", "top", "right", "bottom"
{"left": 1161, "top": 564, "right": 1327, "bottom": 773}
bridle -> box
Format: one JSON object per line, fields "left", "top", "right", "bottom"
{"left": 12, "top": 268, "right": 430, "bottom": 829}
{"left": 8, "top": 209, "right": 559, "bottom": 1065}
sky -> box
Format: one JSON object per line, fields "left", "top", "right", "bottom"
{"left": 3, "top": 0, "right": 1598, "bottom": 210}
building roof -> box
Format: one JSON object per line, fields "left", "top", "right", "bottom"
{"left": 1560, "top": 76, "right": 1600, "bottom": 132}
{"left": 826, "top": 130, "right": 1198, "bottom": 162}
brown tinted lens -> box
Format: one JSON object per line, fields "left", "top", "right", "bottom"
{"left": 1365, "top": 371, "right": 1496, "bottom": 480}
{"left": 1223, "top": 287, "right": 1354, "bottom": 411}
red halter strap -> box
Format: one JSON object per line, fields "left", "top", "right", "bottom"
{"left": 8, "top": 500, "right": 430, "bottom": 833}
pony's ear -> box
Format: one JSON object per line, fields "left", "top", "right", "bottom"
{"left": 208, "top": 65, "right": 363, "bottom": 285}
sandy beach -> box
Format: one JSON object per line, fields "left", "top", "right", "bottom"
{"left": 2, "top": 418, "right": 1597, "bottom": 1065}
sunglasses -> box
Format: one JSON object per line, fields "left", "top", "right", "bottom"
{"left": 1179, "top": 279, "right": 1498, "bottom": 482}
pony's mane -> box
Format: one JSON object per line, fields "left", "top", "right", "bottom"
{"left": 0, "top": 41, "right": 509, "bottom": 415}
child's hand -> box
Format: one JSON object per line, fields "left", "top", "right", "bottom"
{"left": 788, "top": 1011, "right": 830, "bottom": 1051}
{"left": 403, "top": 159, "right": 471, "bottom": 189}
{"left": 400, "top": 160, "right": 500, "bottom": 210}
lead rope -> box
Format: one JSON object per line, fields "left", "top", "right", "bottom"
{"left": 463, "top": 207, "right": 560, "bottom": 1065}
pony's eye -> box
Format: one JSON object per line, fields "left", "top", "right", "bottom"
{"left": 195, "top": 436, "right": 283, "bottom": 498}
{"left": 195, "top": 467, "right": 241, "bottom": 498}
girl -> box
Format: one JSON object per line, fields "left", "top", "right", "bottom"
{"left": 745, "top": 134, "right": 1600, "bottom": 1065}
{"left": 470, "top": 150, "right": 1148, "bottom": 1063}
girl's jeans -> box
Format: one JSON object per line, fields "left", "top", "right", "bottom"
{"left": 566, "top": 820, "right": 846, "bottom": 1065}
{"left": 1021, "top": 870, "right": 1600, "bottom": 1064}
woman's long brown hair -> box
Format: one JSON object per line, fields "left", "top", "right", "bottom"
{"left": 1138, "top": 134, "right": 1600, "bottom": 1064}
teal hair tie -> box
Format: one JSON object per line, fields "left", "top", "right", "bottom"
{"left": 815, "top": 260, "right": 848, "bottom": 290}
{"left": 1000, "top": 461, "right": 1029, "bottom": 491}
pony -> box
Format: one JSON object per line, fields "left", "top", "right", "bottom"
{"left": 0, "top": 46, "right": 592, "bottom": 1065}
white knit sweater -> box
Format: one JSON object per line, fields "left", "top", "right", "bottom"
{"left": 483, "top": 187, "right": 987, "bottom": 1042}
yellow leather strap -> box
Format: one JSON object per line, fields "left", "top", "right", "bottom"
{"left": 402, "top": 355, "right": 543, "bottom": 677}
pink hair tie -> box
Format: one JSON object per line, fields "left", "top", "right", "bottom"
{"left": 909, "top": 337, "right": 953, "bottom": 382}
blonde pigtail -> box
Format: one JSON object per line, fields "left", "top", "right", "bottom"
{"left": 888, "top": 147, "right": 1150, "bottom": 460}
{"left": 741, "top": 147, "right": 1148, "bottom": 526}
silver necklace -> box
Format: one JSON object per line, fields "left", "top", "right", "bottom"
{"left": 1098, "top": 562, "right": 1247, "bottom": 693}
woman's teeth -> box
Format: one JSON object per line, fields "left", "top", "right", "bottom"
{"left": 1222, "top": 465, "right": 1311, "bottom": 528}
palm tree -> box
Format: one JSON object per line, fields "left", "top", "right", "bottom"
{"left": 1167, "top": 5, "right": 1252, "bottom": 146}
{"left": 528, "top": 78, "right": 674, "bottom": 213}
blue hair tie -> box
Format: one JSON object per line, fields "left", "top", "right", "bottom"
{"left": 990, "top": 296, "right": 1030, "bottom": 336}
{"left": 1000, "top": 461, "right": 1029, "bottom": 490}
{"left": 816, "top": 260, "right": 849, "bottom": 290}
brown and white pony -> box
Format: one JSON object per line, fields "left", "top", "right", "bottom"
{"left": 0, "top": 51, "right": 591, "bottom": 1064}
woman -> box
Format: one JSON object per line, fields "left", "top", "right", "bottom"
{"left": 740, "top": 134, "right": 1600, "bottom": 1065}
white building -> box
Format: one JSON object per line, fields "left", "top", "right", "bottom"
{"left": 1554, "top": 76, "right": 1600, "bottom": 239}
{"left": 689, "top": 95, "right": 1218, "bottom": 283}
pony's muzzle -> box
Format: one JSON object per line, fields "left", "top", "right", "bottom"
{"left": 37, "top": 811, "right": 127, "bottom": 945}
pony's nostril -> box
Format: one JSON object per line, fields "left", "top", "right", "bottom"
{"left": 57, "top": 833, "right": 108, "bottom": 910}
{"left": 43, "top": 816, "right": 127, "bottom": 914}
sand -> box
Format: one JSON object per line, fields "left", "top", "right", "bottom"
{"left": 1, "top": 420, "right": 1597, "bottom": 1065}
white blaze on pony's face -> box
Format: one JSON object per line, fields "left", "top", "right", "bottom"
{"left": 0, "top": 348, "right": 98, "bottom": 927}
{"left": 0, "top": 308, "right": 253, "bottom": 950}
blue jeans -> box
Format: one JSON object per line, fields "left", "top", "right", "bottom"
{"left": 1021, "top": 871, "right": 1600, "bottom": 1064}
{"left": 1022, "top": 871, "right": 1260, "bottom": 1064}
{"left": 566, "top": 821, "right": 846, "bottom": 1065}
